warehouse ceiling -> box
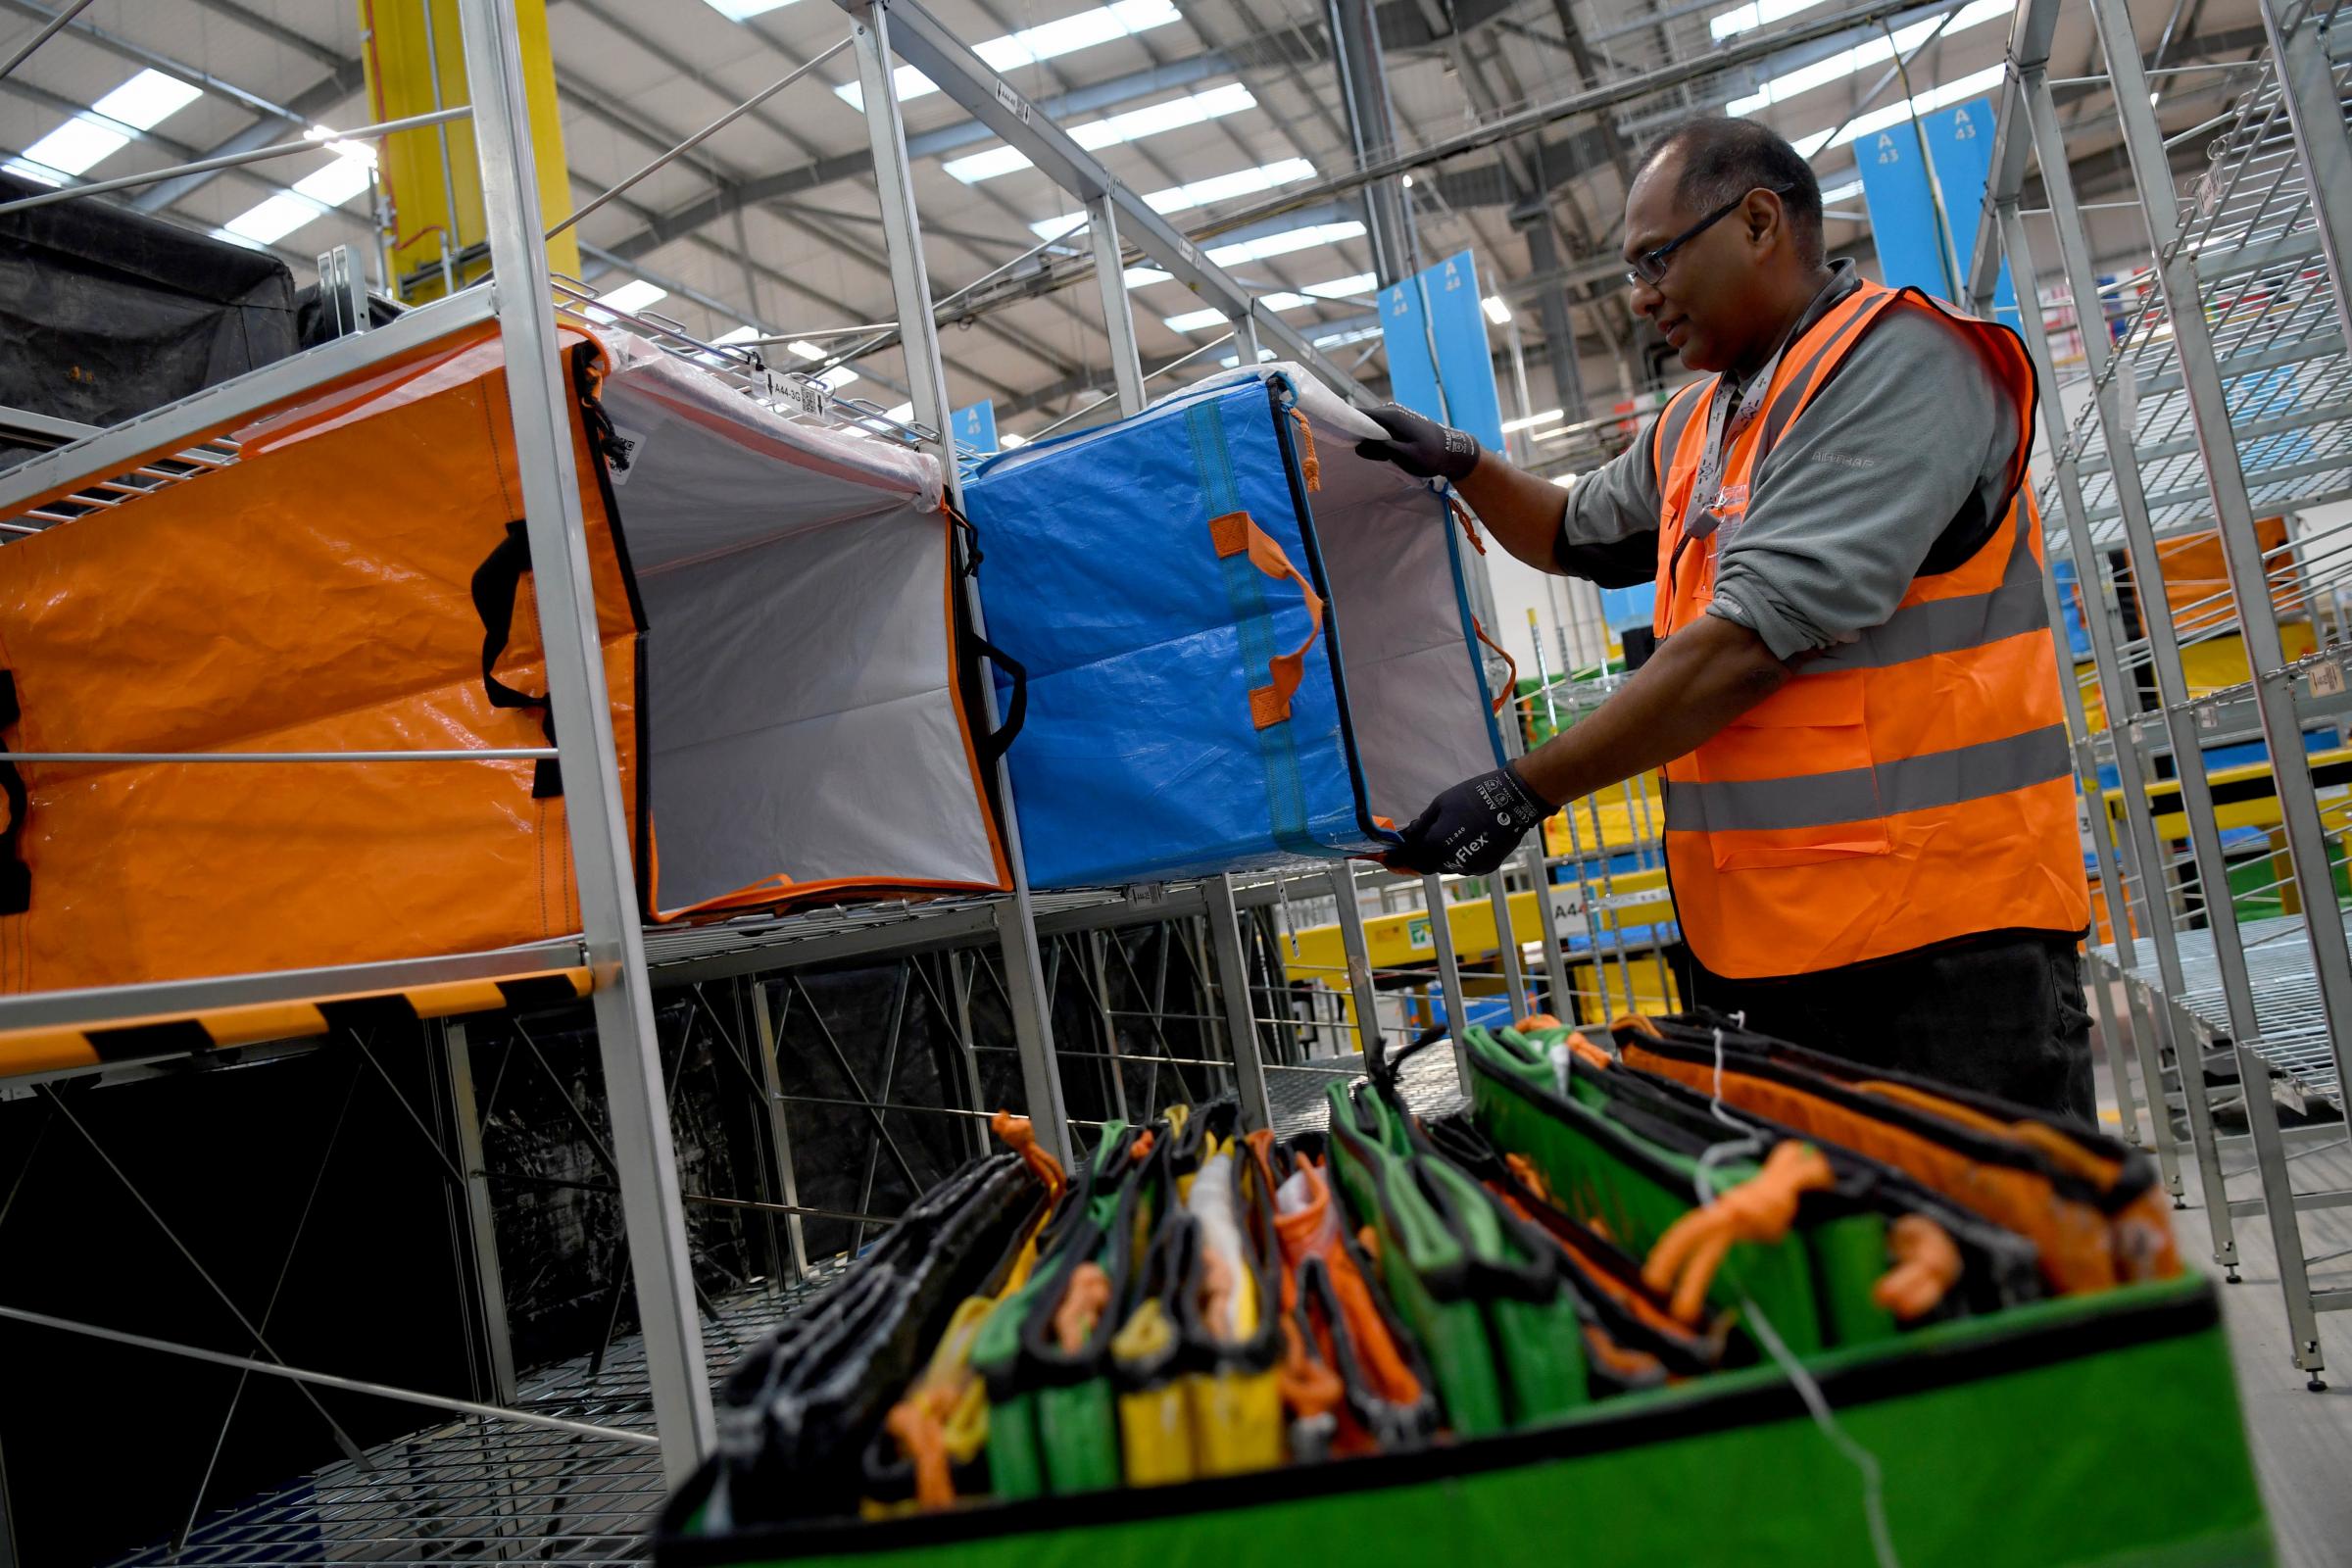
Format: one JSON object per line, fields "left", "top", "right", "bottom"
{"left": 0, "top": 0, "right": 2279, "bottom": 441}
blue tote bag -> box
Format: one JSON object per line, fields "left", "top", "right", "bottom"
{"left": 964, "top": 366, "right": 1508, "bottom": 889}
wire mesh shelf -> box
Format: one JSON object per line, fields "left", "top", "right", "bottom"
{"left": 110, "top": 1274, "right": 845, "bottom": 1568}
{"left": 2100, "top": 912, "right": 2345, "bottom": 1107}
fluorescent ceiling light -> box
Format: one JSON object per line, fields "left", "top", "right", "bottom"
{"left": 212, "top": 124, "right": 379, "bottom": 247}
{"left": 5, "top": 68, "right": 204, "bottom": 187}
{"left": 839, "top": 0, "right": 1181, "bottom": 109}
{"left": 1791, "top": 64, "right": 2007, "bottom": 155}
{"left": 815, "top": 365, "right": 858, "bottom": 390}
{"left": 1122, "top": 220, "right": 1369, "bottom": 289}
{"left": 1001, "top": 431, "right": 1029, "bottom": 448}
{"left": 1312, "top": 324, "right": 1381, "bottom": 349}
{"left": 1164, "top": 270, "right": 1373, "bottom": 331}
{"left": 1728, "top": 0, "right": 2008, "bottom": 115}
{"left": 1482, "top": 295, "right": 1512, "bottom": 325}
{"left": 1033, "top": 156, "right": 1315, "bottom": 239}
{"left": 1501, "top": 408, "right": 1563, "bottom": 432}
{"left": 785, "top": 339, "right": 827, "bottom": 361}
{"left": 883, "top": 401, "right": 915, "bottom": 420}
{"left": 1818, "top": 176, "right": 1864, "bottom": 204}
{"left": 1710, "top": 0, "right": 1832, "bottom": 39}
{"left": 704, "top": 0, "right": 797, "bottom": 17}
{"left": 597, "top": 279, "right": 668, "bottom": 315}
{"left": 712, "top": 324, "right": 763, "bottom": 345}
{"left": 1551, "top": 472, "right": 1578, "bottom": 487}
{"left": 946, "top": 82, "right": 1254, "bottom": 183}
{"left": 92, "top": 70, "right": 205, "bottom": 129}
{"left": 1217, "top": 347, "right": 1282, "bottom": 367}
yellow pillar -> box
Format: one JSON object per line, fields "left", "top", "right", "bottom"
{"left": 360, "top": 0, "right": 580, "bottom": 303}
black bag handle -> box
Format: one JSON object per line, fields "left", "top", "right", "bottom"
{"left": 0, "top": 673, "right": 27, "bottom": 914}
{"left": 967, "top": 630, "right": 1027, "bottom": 767}
{"left": 467, "top": 520, "right": 564, "bottom": 798}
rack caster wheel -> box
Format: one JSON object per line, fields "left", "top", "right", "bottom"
{"left": 2225, "top": 1269, "right": 2241, "bottom": 1284}
{"left": 2307, "top": 1377, "right": 2328, "bottom": 1394}
{"left": 2175, "top": 1199, "right": 2189, "bottom": 1210}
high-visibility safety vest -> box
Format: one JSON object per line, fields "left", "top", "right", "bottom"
{"left": 1648, "top": 279, "right": 2088, "bottom": 979}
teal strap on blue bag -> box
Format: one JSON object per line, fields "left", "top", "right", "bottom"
{"left": 1188, "top": 399, "right": 1324, "bottom": 855}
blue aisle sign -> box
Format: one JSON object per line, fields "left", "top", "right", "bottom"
{"left": 1856, "top": 97, "right": 2017, "bottom": 318}
{"left": 1379, "top": 249, "right": 1505, "bottom": 452}
{"left": 952, "top": 399, "right": 1000, "bottom": 454}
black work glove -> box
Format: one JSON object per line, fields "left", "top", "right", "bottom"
{"left": 1385, "top": 762, "right": 1554, "bottom": 877}
{"left": 1354, "top": 403, "right": 1480, "bottom": 482}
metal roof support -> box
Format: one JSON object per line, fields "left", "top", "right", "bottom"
{"left": 832, "top": 0, "right": 1370, "bottom": 402}
{"left": 1326, "top": 0, "right": 1419, "bottom": 289}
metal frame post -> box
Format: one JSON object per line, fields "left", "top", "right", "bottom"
{"left": 2022, "top": 68, "right": 2250, "bottom": 1263}
{"left": 1330, "top": 862, "right": 1388, "bottom": 1058}
{"left": 747, "top": 979, "right": 810, "bottom": 1281}
{"left": 1206, "top": 876, "right": 1275, "bottom": 1128}
{"left": 1088, "top": 932, "right": 1130, "bottom": 1121}
{"left": 851, "top": 0, "right": 1073, "bottom": 1167}
{"left": 441, "top": 1020, "right": 517, "bottom": 1404}
{"left": 1087, "top": 193, "right": 1148, "bottom": 418}
{"left": 454, "top": 0, "right": 713, "bottom": 1478}
{"left": 1993, "top": 195, "right": 2184, "bottom": 1189}
{"left": 1986, "top": 219, "right": 2148, "bottom": 1150}
{"left": 948, "top": 951, "right": 992, "bottom": 1159}
{"left": 1425, "top": 874, "right": 1473, "bottom": 1085}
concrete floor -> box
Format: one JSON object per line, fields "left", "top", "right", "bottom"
{"left": 2169, "top": 1138, "right": 2352, "bottom": 1568}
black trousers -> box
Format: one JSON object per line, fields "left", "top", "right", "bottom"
{"left": 1671, "top": 932, "right": 2096, "bottom": 1126}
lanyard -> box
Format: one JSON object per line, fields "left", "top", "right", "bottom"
{"left": 1682, "top": 362, "right": 1778, "bottom": 545}
{"left": 1681, "top": 270, "right": 1854, "bottom": 546}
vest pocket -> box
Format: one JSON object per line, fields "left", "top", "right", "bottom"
{"left": 1688, "top": 670, "right": 1893, "bottom": 870}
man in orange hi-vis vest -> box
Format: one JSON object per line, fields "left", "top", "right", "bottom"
{"left": 1358, "top": 117, "right": 2094, "bottom": 1120}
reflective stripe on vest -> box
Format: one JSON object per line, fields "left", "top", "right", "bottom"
{"left": 1643, "top": 279, "right": 2088, "bottom": 979}
{"left": 1799, "top": 506, "right": 2051, "bottom": 672}
{"left": 1661, "top": 722, "right": 2071, "bottom": 835}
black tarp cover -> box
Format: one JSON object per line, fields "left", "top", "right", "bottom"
{"left": 0, "top": 169, "right": 298, "bottom": 439}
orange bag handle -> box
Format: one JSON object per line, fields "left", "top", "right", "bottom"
{"left": 1447, "top": 496, "right": 1488, "bottom": 555}
{"left": 1211, "top": 511, "right": 1326, "bottom": 729}
{"left": 1472, "top": 617, "right": 1517, "bottom": 714}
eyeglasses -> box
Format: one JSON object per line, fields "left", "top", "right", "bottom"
{"left": 1624, "top": 186, "right": 1793, "bottom": 289}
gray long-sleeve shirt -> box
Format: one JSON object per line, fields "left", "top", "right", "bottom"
{"left": 1559, "top": 266, "right": 2023, "bottom": 661}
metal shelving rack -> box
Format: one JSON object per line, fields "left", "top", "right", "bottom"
{"left": 1967, "top": 0, "right": 2352, "bottom": 1386}
{"left": 0, "top": 2, "right": 1581, "bottom": 1558}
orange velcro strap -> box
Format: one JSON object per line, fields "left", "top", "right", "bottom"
{"left": 1289, "top": 408, "right": 1321, "bottom": 492}
{"left": 1209, "top": 511, "right": 1325, "bottom": 728}
{"left": 1872, "top": 1213, "right": 1964, "bottom": 1322}
{"left": 1642, "top": 1141, "right": 1834, "bottom": 1324}
{"left": 1278, "top": 1315, "right": 1345, "bottom": 1420}
{"left": 1448, "top": 497, "right": 1488, "bottom": 555}
{"left": 992, "top": 1110, "right": 1067, "bottom": 1200}
{"left": 884, "top": 1398, "right": 956, "bottom": 1511}
{"left": 1052, "top": 1261, "right": 1111, "bottom": 1353}
{"left": 1472, "top": 617, "right": 1517, "bottom": 714}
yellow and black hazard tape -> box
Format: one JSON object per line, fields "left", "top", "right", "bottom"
{"left": 0, "top": 967, "right": 596, "bottom": 1080}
